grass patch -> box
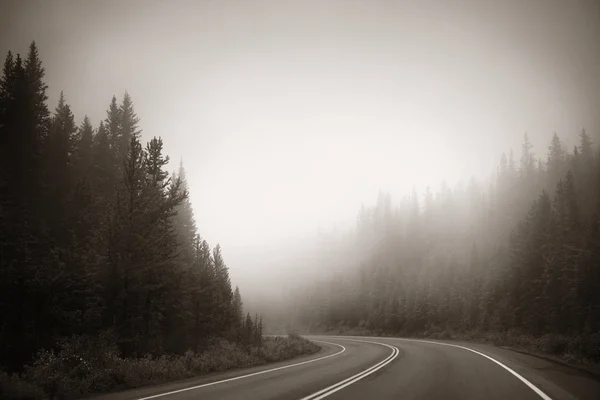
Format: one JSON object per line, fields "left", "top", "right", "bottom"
{"left": 2, "top": 334, "right": 320, "bottom": 400}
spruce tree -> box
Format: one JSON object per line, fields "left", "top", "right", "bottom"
{"left": 73, "top": 115, "right": 94, "bottom": 180}
{"left": 91, "top": 121, "right": 115, "bottom": 203}
{"left": 104, "top": 95, "right": 121, "bottom": 163}
{"left": 232, "top": 286, "right": 244, "bottom": 328}
{"left": 45, "top": 91, "right": 77, "bottom": 244}
{"left": 118, "top": 91, "right": 140, "bottom": 160}
{"left": 213, "top": 244, "right": 233, "bottom": 334}
{"left": 172, "top": 160, "right": 196, "bottom": 266}
{"left": 547, "top": 132, "right": 566, "bottom": 191}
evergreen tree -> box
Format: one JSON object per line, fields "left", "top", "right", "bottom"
{"left": 547, "top": 132, "right": 566, "bottom": 190}
{"left": 520, "top": 133, "right": 535, "bottom": 178}
{"left": 118, "top": 91, "right": 140, "bottom": 160}
{"left": 576, "top": 129, "right": 596, "bottom": 217}
{"left": 244, "top": 313, "right": 254, "bottom": 346}
{"left": 73, "top": 115, "right": 94, "bottom": 181}
{"left": 23, "top": 41, "right": 50, "bottom": 144}
{"left": 104, "top": 95, "right": 121, "bottom": 160}
{"left": 232, "top": 286, "right": 244, "bottom": 329}
{"left": 213, "top": 244, "right": 233, "bottom": 334}
{"left": 91, "top": 121, "right": 115, "bottom": 203}
{"left": 172, "top": 160, "right": 196, "bottom": 266}
{"left": 0, "top": 43, "right": 257, "bottom": 373}
{"left": 45, "top": 91, "right": 77, "bottom": 244}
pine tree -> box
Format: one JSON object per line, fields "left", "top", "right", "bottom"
{"left": 0, "top": 51, "right": 15, "bottom": 131}
{"left": 91, "top": 121, "right": 115, "bottom": 203}
{"left": 0, "top": 51, "right": 16, "bottom": 194}
{"left": 106, "top": 135, "right": 147, "bottom": 355}
{"left": 520, "top": 133, "right": 535, "bottom": 178}
{"left": 104, "top": 95, "right": 121, "bottom": 161}
{"left": 213, "top": 244, "right": 233, "bottom": 334}
{"left": 118, "top": 91, "right": 140, "bottom": 160}
{"left": 562, "top": 171, "right": 579, "bottom": 232}
{"left": 576, "top": 129, "right": 595, "bottom": 217}
{"left": 143, "top": 136, "right": 188, "bottom": 354}
{"left": 232, "top": 286, "right": 244, "bottom": 329}
{"left": 508, "top": 148, "right": 517, "bottom": 177}
{"left": 45, "top": 91, "right": 77, "bottom": 243}
{"left": 24, "top": 42, "right": 50, "bottom": 144}
{"left": 244, "top": 313, "right": 254, "bottom": 346}
{"left": 579, "top": 128, "right": 593, "bottom": 162}
{"left": 73, "top": 115, "right": 94, "bottom": 180}
{"left": 172, "top": 160, "right": 196, "bottom": 266}
{"left": 257, "top": 316, "right": 264, "bottom": 346}
{"left": 547, "top": 133, "right": 566, "bottom": 191}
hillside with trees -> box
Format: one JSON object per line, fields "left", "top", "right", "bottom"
{"left": 0, "top": 43, "right": 317, "bottom": 399}
{"left": 287, "top": 130, "right": 600, "bottom": 362}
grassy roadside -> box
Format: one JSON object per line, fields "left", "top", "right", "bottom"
{"left": 309, "top": 325, "right": 600, "bottom": 376}
{"left": 0, "top": 334, "right": 320, "bottom": 400}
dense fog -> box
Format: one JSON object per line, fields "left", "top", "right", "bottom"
{"left": 1, "top": 0, "right": 600, "bottom": 388}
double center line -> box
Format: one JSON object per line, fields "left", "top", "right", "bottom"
{"left": 134, "top": 338, "right": 398, "bottom": 400}
{"left": 301, "top": 339, "right": 400, "bottom": 400}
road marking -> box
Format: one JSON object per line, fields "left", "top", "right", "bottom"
{"left": 399, "top": 338, "right": 553, "bottom": 400}
{"left": 135, "top": 341, "right": 345, "bottom": 400}
{"left": 325, "top": 335, "right": 553, "bottom": 400}
{"left": 300, "top": 338, "right": 400, "bottom": 400}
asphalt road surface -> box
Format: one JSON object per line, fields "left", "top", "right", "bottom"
{"left": 94, "top": 335, "right": 600, "bottom": 400}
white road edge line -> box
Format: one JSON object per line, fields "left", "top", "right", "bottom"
{"left": 400, "top": 338, "right": 553, "bottom": 400}
{"left": 300, "top": 339, "right": 400, "bottom": 400}
{"left": 329, "top": 335, "right": 553, "bottom": 400}
{"left": 135, "top": 340, "right": 346, "bottom": 400}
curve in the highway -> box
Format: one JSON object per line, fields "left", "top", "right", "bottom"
{"left": 300, "top": 338, "right": 399, "bottom": 400}
{"left": 136, "top": 340, "right": 348, "bottom": 400}
{"left": 308, "top": 335, "right": 600, "bottom": 400}
{"left": 312, "top": 335, "right": 551, "bottom": 400}
{"left": 119, "top": 338, "right": 394, "bottom": 400}
{"left": 96, "top": 335, "right": 600, "bottom": 400}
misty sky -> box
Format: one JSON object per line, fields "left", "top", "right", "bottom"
{"left": 2, "top": 0, "right": 599, "bottom": 295}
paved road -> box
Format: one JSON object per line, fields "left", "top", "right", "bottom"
{"left": 96, "top": 335, "right": 600, "bottom": 400}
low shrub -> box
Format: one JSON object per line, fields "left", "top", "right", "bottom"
{"left": 538, "top": 333, "right": 568, "bottom": 355}
{"left": 259, "top": 335, "right": 320, "bottom": 363}
{"left": 0, "top": 370, "right": 46, "bottom": 400}
{"left": 18, "top": 333, "right": 320, "bottom": 399}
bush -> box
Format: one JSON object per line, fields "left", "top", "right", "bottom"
{"left": 538, "top": 333, "right": 568, "bottom": 355}
{"left": 259, "top": 335, "right": 320, "bottom": 362}
{"left": 0, "top": 370, "right": 46, "bottom": 400}
{"left": 24, "top": 333, "right": 121, "bottom": 399}
{"left": 19, "top": 334, "right": 320, "bottom": 399}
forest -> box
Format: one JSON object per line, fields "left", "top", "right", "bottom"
{"left": 0, "top": 43, "right": 317, "bottom": 399}
{"left": 1, "top": 38, "right": 599, "bottom": 400}
{"left": 286, "top": 126, "right": 600, "bottom": 361}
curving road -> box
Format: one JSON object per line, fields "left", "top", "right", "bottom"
{"left": 95, "top": 335, "right": 600, "bottom": 400}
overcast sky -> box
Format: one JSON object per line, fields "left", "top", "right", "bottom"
{"left": 2, "top": 0, "right": 599, "bottom": 295}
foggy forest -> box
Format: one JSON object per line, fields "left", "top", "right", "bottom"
{"left": 1, "top": 1, "right": 600, "bottom": 400}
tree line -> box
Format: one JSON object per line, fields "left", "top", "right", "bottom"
{"left": 292, "top": 130, "right": 600, "bottom": 356}
{"left": 0, "top": 42, "right": 261, "bottom": 373}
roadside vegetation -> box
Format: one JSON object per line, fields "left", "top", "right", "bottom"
{"left": 0, "top": 334, "right": 319, "bottom": 400}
